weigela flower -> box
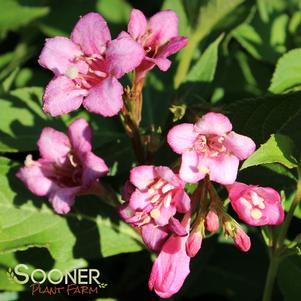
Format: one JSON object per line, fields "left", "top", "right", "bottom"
{"left": 228, "top": 182, "right": 284, "bottom": 226}
{"left": 167, "top": 112, "right": 256, "bottom": 185}
{"left": 126, "top": 9, "right": 188, "bottom": 80}
{"left": 186, "top": 230, "right": 202, "bottom": 257}
{"left": 39, "top": 12, "right": 144, "bottom": 117}
{"left": 119, "top": 165, "right": 191, "bottom": 252}
{"left": 205, "top": 209, "right": 220, "bottom": 233}
{"left": 233, "top": 228, "right": 251, "bottom": 252}
{"left": 17, "top": 118, "right": 108, "bottom": 214}
{"left": 149, "top": 215, "right": 191, "bottom": 298}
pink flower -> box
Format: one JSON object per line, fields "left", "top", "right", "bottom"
{"left": 233, "top": 228, "right": 251, "bottom": 252}
{"left": 167, "top": 112, "right": 256, "bottom": 185}
{"left": 186, "top": 231, "right": 202, "bottom": 257}
{"left": 228, "top": 182, "right": 284, "bottom": 226}
{"left": 119, "top": 165, "right": 191, "bottom": 252}
{"left": 38, "top": 12, "right": 144, "bottom": 117}
{"left": 17, "top": 118, "right": 108, "bottom": 214}
{"left": 149, "top": 215, "right": 191, "bottom": 298}
{"left": 126, "top": 9, "right": 188, "bottom": 80}
{"left": 205, "top": 210, "right": 220, "bottom": 233}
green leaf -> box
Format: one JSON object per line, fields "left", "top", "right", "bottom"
{"left": 186, "top": 35, "right": 223, "bottom": 83}
{"left": 226, "top": 92, "right": 301, "bottom": 152}
{"left": 269, "top": 49, "right": 301, "bottom": 93}
{"left": 278, "top": 255, "right": 301, "bottom": 301}
{"left": 241, "top": 134, "right": 297, "bottom": 170}
{"left": 0, "top": 87, "right": 125, "bottom": 152}
{"left": 283, "top": 192, "right": 301, "bottom": 219}
{"left": 0, "top": 0, "right": 49, "bottom": 39}
{"left": 0, "top": 157, "right": 143, "bottom": 260}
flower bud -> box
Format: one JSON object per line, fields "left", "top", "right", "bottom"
{"left": 233, "top": 228, "right": 251, "bottom": 252}
{"left": 205, "top": 210, "right": 219, "bottom": 233}
{"left": 186, "top": 231, "right": 202, "bottom": 257}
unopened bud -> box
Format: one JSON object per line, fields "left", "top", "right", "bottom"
{"left": 233, "top": 228, "right": 251, "bottom": 252}
{"left": 205, "top": 210, "right": 219, "bottom": 233}
{"left": 186, "top": 231, "right": 202, "bottom": 257}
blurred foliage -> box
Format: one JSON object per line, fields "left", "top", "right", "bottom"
{"left": 0, "top": 0, "right": 300, "bottom": 300}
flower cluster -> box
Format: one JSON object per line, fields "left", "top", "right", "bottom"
{"left": 16, "top": 7, "right": 285, "bottom": 300}
{"left": 120, "top": 112, "right": 285, "bottom": 298}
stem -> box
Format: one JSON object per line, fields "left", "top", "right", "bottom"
{"left": 262, "top": 256, "right": 280, "bottom": 301}
{"left": 262, "top": 170, "right": 301, "bottom": 301}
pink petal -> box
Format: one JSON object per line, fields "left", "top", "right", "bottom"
{"left": 195, "top": 112, "right": 232, "bottom": 135}
{"left": 225, "top": 131, "right": 256, "bottom": 160}
{"left": 154, "top": 166, "right": 181, "bottom": 187}
{"left": 122, "top": 180, "right": 135, "bottom": 202}
{"left": 106, "top": 36, "right": 144, "bottom": 78}
{"left": 130, "top": 165, "right": 156, "bottom": 190}
{"left": 148, "top": 10, "right": 179, "bottom": 46}
{"left": 144, "top": 56, "right": 171, "bottom": 71}
{"left": 154, "top": 205, "right": 177, "bottom": 226}
{"left": 149, "top": 221, "right": 190, "bottom": 298}
{"left": 49, "top": 187, "right": 80, "bottom": 214}
{"left": 83, "top": 76, "right": 123, "bottom": 117}
{"left": 128, "top": 9, "right": 147, "bottom": 40}
{"left": 118, "top": 202, "right": 140, "bottom": 225}
{"left": 141, "top": 223, "right": 168, "bottom": 252}
{"left": 68, "top": 118, "right": 92, "bottom": 154}
{"left": 16, "top": 164, "right": 54, "bottom": 196}
{"left": 129, "top": 189, "right": 153, "bottom": 211}
{"left": 158, "top": 36, "right": 188, "bottom": 59}
{"left": 81, "top": 152, "right": 109, "bottom": 187}
{"left": 71, "top": 12, "right": 111, "bottom": 55}
{"left": 168, "top": 217, "right": 187, "bottom": 236}
{"left": 186, "top": 231, "right": 202, "bottom": 257}
{"left": 38, "top": 37, "right": 87, "bottom": 76}
{"left": 234, "top": 228, "right": 251, "bottom": 252}
{"left": 37, "top": 127, "right": 70, "bottom": 163}
{"left": 167, "top": 123, "right": 198, "bottom": 154}
{"left": 179, "top": 151, "right": 206, "bottom": 183}
{"left": 207, "top": 153, "right": 239, "bottom": 185}
{"left": 43, "top": 76, "right": 86, "bottom": 117}
{"left": 174, "top": 191, "right": 191, "bottom": 213}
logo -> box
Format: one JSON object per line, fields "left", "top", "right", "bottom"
{"left": 8, "top": 264, "right": 108, "bottom": 296}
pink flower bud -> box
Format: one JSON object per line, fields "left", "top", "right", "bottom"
{"left": 186, "top": 231, "right": 202, "bottom": 257}
{"left": 233, "top": 228, "right": 251, "bottom": 252}
{"left": 205, "top": 210, "right": 219, "bottom": 233}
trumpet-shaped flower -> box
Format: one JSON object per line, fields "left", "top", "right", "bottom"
{"left": 126, "top": 9, "right": 188, "bottom": 80}
{"left": 119, "top": 165, "right": 191, "bottom": 252}
{"left": 39, "top": 12, "right": 144, "bottom": 117}
{"left": 167, "top": 112, "right": 256, "bottom": 185}
{"left": 228, "top": 182, "right": 284, "bottom": 226}
{"left": 17, "top": 118, "right": 108, "bottom": 214}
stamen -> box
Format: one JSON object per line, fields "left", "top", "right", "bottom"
{"left": 66, "top": 66, "right": 79, "bottom": 80}
{"left": 150, "top": 208, "right": 161, "bottom": 219}
{"left": 251, "top": 208, "right": 262, "bottom": 219}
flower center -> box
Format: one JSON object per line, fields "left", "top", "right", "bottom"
{"left": 194, "top": 134, "right": 227, "bottom": 157}
{"left": 240, "top": 191, "right": 265, "bottom": 220}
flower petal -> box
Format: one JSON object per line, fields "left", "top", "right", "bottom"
{"left": 154, "top": 166, "right": 181, "bottom": 187}
{"left": 49, "top": 187, "right": 80, "bottom": 214}
{"left": 43, "top": 76, "right": 86, "bottom": 117}
{"left": 148, "top": 10, "right": 179, "bottom": 46}
{"left": 71, "top": 12, "right": 111, "bottom": 55}
{"left": 81, "top": 152, "right": 109, "bottom": 187}
{"left": 174, "top": 190, "right": 191, "bottom": 213}
{"left": 37, "top": 127, "right": 71, "bottom": 163}
{"left": 195, "top": 112, "right": 232, "bottom": 135}
{"left": 168, "top": 217, "right": 187, "bottom": 236}
{"left": 130, "top": 165, "right": 156, "bottom": 190}
{"left": 225, "top": 131, "right": 256, "bottom": 160}
{"left": 128, "top": 9, "right": 147, "bottom": 39}
{"left": 207, "top": 153, "right": 239, "bottom": 185}
{"left": 141, "top": 223, "right": 169, "bottom": 252}
{"left": 129, "top": 189, "right": 153, "bottom": 211}
{"left": 106, "top": 36, "right": 144, "bottom": 78}
{"left": 68, "top": 118, "right": 92, "bottom": 154}
{"left": 144, "top": 57, "right": 171, "bottom": 71}
{"left": 179, "top": 151, "right": 206, "bottom": 183}
{"left": 158, "top": 36, "right": 188, "bottom": 59}
{"left": 16, "top": 163, "right": 54, "bottom": 196}
{"left": 38, "top": 37, "right": 87, "bottom": 76}
{"left": 167, "top": 123, "right": 198, "bottom": 154}
{"left": 83, "top": 76, "right": 123, "bottom": 117}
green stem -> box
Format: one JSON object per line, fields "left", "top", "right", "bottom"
{"left": 262, "top": 256, "right": 280, "bottom": 301}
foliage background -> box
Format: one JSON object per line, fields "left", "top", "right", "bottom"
{"left": 0, "top": 0, "right": 301, "bottom": 300}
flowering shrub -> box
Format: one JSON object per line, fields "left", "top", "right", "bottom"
{"left": 0, "top": 1, "right": 301, "bottom": 301}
